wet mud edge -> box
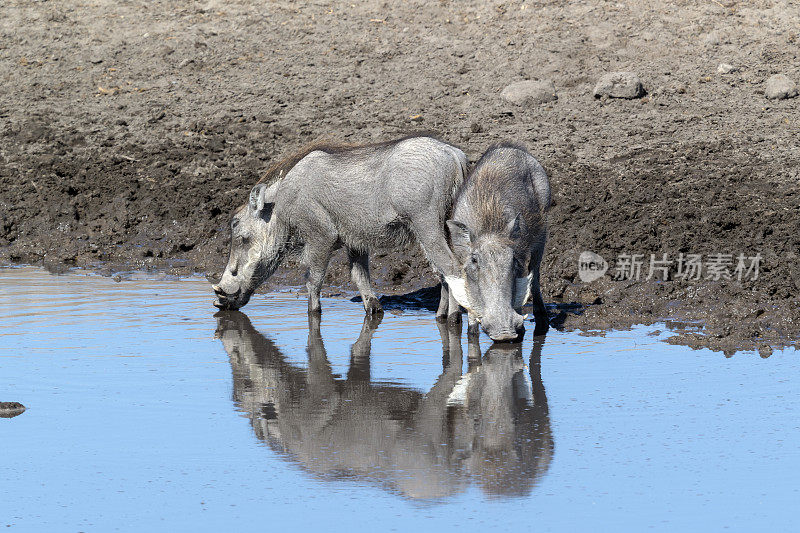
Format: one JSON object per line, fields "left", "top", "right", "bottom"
{"left": 5, "top": 254, "right": 794, "bottom": 357}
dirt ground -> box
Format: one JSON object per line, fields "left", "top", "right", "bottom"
{"left": 1, "top": 0, "right": 798, "bottom": 354}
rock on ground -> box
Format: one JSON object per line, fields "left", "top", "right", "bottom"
{"left": 593, "top": 72, "right": 644, "bottom": 99}
{"left": 764, "top": 74, "right": 798, "bottom": 100}
{"left": 0, "top": 402, "right": 26, "bottom": 418}
{"left": 717, "top": 63, "right": 736, "bottom": 74}
{"left": 501, "top": 79, "right": 557, "bottom": 106}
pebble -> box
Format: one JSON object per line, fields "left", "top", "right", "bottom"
{"left": 501, "top": 79, "right": 558, "bottom": 106}
{"left": 0, "top": 402, "right": 26, "bottom": 418}
{"left": 593, "top": 72, "right": 644, "bottom": 99}
{"left": 764, "top": 74, "right": 798, "bottom": 100}
{"left": 701, "top": 31, "right": 721, "bottom": 47}
{"left": 717, "top": 63, "right": 736, "bottom": 74}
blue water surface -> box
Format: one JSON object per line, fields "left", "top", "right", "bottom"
{"left": 1, "top": 267, "right": 798, "bottom": 532}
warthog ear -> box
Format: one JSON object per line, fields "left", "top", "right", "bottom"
{"left": 446, "top": 220, "right": 473, "bottom": 263}
{"left": 506, "top": 213, "right": 522, "bottom": 240}
{"left": 249, "top": 183, "right": 275, "bottom": 220}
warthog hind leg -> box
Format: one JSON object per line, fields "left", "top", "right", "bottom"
{"left": 348, "top": 249, "right": 382, "bottom": 316}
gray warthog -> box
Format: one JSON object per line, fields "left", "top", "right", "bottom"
{"left": 215, "top": 311, "right": 553, "bottom": 499}
{"left": 445, "top": 142, "right": 552, "bottom": 341}
{"left": 212, "top": 136, "right": 467, "bottom": 317}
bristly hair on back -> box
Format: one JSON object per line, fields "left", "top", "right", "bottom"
{"left": 234, "top": 134, "right": 447, "bottom": 215}
{"left": 459, "top": 140, "right": 545, "bottom": 236}
{"left": 471, "top": 141, "right": 530, "bottom": 171}
{"left": 256, "top": 133, "right": 443, "bottom": 186}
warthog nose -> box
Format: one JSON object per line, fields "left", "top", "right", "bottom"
{"left": 490, "top": 330, "right": 522, "bottom": 342}
{"left": 486, "top": 319, "right": 525, "bottom": 342}
{"left": 212, "top": 283, "right": 244, "bottom": 310}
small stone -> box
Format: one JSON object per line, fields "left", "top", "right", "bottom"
{"left": 717, "top": 62, "right": 736, "bottom": 74}
{"left": 764, "top": 74, "right": 798, "bottom": 100}
{"left": 409, "top": 114, "right": 423, "bottom": 122}
{"left": 148, "top": 110, "right": 166, "bottom": 123}
{"left": 0, "top": 402, "right": 26, "bottom": 418}
{"left": 758, "top": 345, "right": 773, "bottom": 358}
{"left": 593, "top": 72, "right": 645, "bottom": 99}
{"left": 701, "top": 31, "right": 721, "bottom": 47}
{"left": 501, "top": 79, "right": 558, "bottom": 106}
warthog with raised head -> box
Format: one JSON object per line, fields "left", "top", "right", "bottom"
{"left": 213, "top": 136, "right": 466, "bottom": 318}
{"left": 445, "top": 142, "right": 551, "bottom": 341}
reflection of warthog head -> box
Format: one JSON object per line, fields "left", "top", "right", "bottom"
{"left": 451, "top": 341, "right": 553, "bottom": 498}
{"left": 215, "top": 311, "right": 553, "bottom": 500}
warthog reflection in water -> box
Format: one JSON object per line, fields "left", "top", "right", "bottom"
{"left": 215, "top": 312, "right": 553, "bottom": 500}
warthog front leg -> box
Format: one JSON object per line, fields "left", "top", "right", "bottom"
{"left": 436, "top": 282, "right": 449, "bottom": 321}
{"left": 348, "top": 249, "right": 382, "bottom": 316}
{"left": 436, "top": 280, "right": 462, "bottom": 324}
{"left": 467, "top": 313, "right": 481, "bottom": 338}
{"left": 303, "top": 241, "right": 334, "bottom": 315}
{"left": 529, "top": 253, "right": 549, "bottom": 336}
{"left": 410, "top": 217, "right": 462, "bottom": 322}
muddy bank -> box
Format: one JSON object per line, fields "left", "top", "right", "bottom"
{"left": 1, "top": 0, "right": 798, "bottom": 353}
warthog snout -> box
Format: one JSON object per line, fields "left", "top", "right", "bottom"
{"left": 212, "top": 283, "right": 245, "bottom": 310}
{"left": 483, "top": 312, "right": 526, "bottom": 343}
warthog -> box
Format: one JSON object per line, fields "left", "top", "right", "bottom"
{"left": 213, "top": 136, "right": 466, "bottom": 319}
{"left": 215, "top": 311, "right": 552, "bottom": 499}
{"left": 445, "top": 142, "right": 552, "bottom": 341}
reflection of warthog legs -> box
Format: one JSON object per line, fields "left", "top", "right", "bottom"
{"left": 307, "top": 314, "right": 336, "bottom": 398}
{"left": 529, "top": 335, "right": 549, "bottom": 411}
{"left": 466, "top": 331, "right": 482, "bottom": 372}
{"left": 216, "top": 309, "right": 553, "bottom": 500}
{"left": 348, "top": 315, "right": 382, "bottom": 382}
{"left": 436, "top": 319, "right": 463, "bottom": 370}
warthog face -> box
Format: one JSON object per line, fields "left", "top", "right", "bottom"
{"left": 447, "top": 215, "right": 528, "bottom": 342}
{"left": 213, "top": 183, "right": 283, "bottom": 310}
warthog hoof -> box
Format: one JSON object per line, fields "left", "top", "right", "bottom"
{"left": 533, "top": 314, "right": 550, "bottom": 336}
{"left": 364, "top": 297, "right": 383, "bottom": 316}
